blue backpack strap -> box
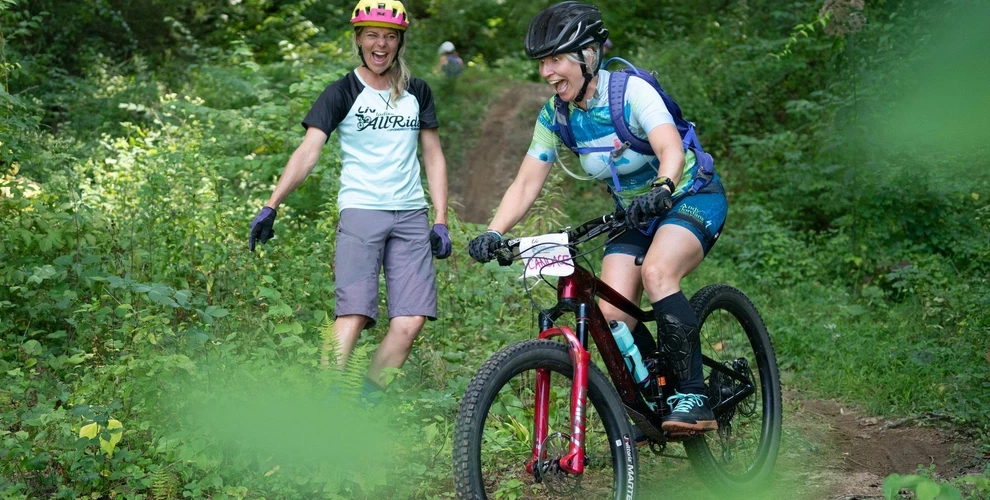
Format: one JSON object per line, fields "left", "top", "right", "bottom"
{"left": 682, "top": 122, "right": 714, "bottom": 194}
{"left": 604, "top": 57, "right": 716, "bottom": 195}
{"left": 552, "top": 95, "right": 577, "bottom": 154}
{"left": 688, "top": 148, "right": 714, "bottom": 194}
{"left": 607, "top": 70, "right": 653, "bottom": 156}
{"left": 605, "top": 57, "right": 681, "bottom": 156}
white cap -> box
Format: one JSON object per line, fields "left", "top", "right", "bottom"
{"left": 438, "top": 41, "right": 455, "bottom": 54}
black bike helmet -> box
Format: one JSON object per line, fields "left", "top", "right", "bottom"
{"left": 524, "top": 1, "right": 609, "bottom": 60}
{"left": 525, "top": 2, "right": 608, "bottom": 102}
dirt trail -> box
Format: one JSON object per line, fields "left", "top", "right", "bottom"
{"left": 449, "top": 82, "right": 554, "bottom": 224}
{"left": 448, "top": 83, "right": 985, "bottom": 498}
{"left": 789, "top": 391, "right": 980, "bottom": 499}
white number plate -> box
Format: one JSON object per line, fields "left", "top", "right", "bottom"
{"left": 518, "top": 233, "right": 573, "bottom": 278}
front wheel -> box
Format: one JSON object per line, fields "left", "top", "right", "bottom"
{"left": 453, "top": 339, "right": 637, "bottom": 500}
{"left": 685, "top": 284, "right": 783, "bottom": 491}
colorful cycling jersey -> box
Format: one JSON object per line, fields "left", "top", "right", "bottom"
{"left": 303, "top": 70, "right": 439, "bottom": 212}
{"left": 526, "top": 69, "right": 699, "bottom": 207}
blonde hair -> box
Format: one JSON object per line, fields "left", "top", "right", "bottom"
{"left": 353, "top": 27, "right": 411, "bottom": 102}
{"left": 563, "top": 44, "right": 599, "bottom": 70}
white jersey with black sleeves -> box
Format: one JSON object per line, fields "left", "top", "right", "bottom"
{"left": 302, "top": 70, "right": 439, "bottom": 212}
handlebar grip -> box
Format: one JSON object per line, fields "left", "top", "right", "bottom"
{"left": 569, "top": 211, "right": 625, "bottom": 240}
{"left": 495, "top": 243, "right": 514, "bottom": 266}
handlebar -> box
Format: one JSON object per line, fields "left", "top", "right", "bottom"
{"left": 493, "top": 210, "right": 628, "bottom": 266}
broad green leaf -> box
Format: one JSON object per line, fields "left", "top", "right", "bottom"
{"left": 274, "top": 325, "right": 297, "bottom": 336}
{"left": 268, "top": 303, "right": 293, "bottom": 318}
{"left": 148, "top": 289, "right": 179, "bottom": 307}
{"left": 79, "top": 419, "right": 123, "bottom": 457}
{"left": 916, "top": 480, "right": 940, "bottom": 500}
{"left": 174, "top": 289, "right": 192, "bottom": 307}
{"left": 21, "top": 339, "right": 43, "bottom": 356}
{"left": 67, "top": 353, "right": 93, "bottom": 365}
{"left": 884, "top": 475, "right": 923, "bottom": 499}
{"left": 423, "top": 422, "right": 438, "bottom": 443}
{"left": 258, "top": 286, "right": 281, "bottom": 300}
{"left": 204, "top": 305, "right": 229, "bottom": 318}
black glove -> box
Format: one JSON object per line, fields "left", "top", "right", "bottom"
{"left": 249, "top": 206, "right": 277, "bottom": 251}
{"left": 430, "top": 223, "right": 452, "bottom": 259}
{"left": 626, "top": 188, "right": 673, "bottom": 229}
{"left": 468, "top": 231, "right": 502, "bottom": 263}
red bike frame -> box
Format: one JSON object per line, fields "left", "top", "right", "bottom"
{"left": 525, "top": 262, "right": 655, "bottom": 476}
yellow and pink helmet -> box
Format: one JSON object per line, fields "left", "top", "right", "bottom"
{"left": 350, "top": 0, "right": 410, "bottom": 31}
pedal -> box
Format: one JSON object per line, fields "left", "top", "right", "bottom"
{"left": 623, "top": 403, "right": 664, "bottom": 442}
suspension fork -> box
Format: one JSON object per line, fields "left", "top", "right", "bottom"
{"left": 527, "top": 325, "right": 590, "bottom": 476}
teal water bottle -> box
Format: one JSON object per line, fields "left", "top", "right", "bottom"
{"left": 609, "top": 320, "right": 651, "bottom": 386}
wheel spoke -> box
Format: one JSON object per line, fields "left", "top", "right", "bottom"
{"left": 686, "top": 284, "right": 782, "bottom": 491}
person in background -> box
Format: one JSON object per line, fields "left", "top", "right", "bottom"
{"left": 467, "top": 1, "right": 727, "bottom": 434}
{"left": 249, "top": 0, "right": 451, "bottom": 404}
{"left": 435, "top": 41, "right": 464, "bottom": 79}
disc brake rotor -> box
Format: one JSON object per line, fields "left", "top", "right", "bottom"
{"left": 534, "top": 432, "right": 582, "bottom": 496}
{"left": 708, "top": 364, "right": 736, "bottom": 426}
{"left": 731, "top": 357, "right": 757, "bottom": 417}
{"left": 708, "top": 358, "right": 759, "bottom": 462}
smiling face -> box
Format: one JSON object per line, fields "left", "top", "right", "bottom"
{"left": 538, "top": 49, "right": 596, "bottom": 104}
{"left": 357, "top": 27, "right": 400, "bottom": 73}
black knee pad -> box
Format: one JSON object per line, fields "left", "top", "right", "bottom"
{"left": 658, "top": 313, "right": 699, "bottom": 383}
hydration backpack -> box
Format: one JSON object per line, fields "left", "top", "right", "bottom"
{"left": 444, "top": 55, "right": 463, "bottom": 77}
{"left": 551, "top": 57, "right": 714, "bottom": 195}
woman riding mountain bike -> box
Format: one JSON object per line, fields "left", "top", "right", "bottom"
{"left": 467, "top": 1, "right": 728, "bottom": 434}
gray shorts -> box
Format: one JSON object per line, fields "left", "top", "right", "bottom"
{"left": 334, "top": 208, "right": 437, "bottom": 329}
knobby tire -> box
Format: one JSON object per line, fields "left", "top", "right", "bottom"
{"left": 452, "top": 339, "right": 637, "bottom": 500}
{"left": 685, "top": 284, "right": 783, "bottom": 491}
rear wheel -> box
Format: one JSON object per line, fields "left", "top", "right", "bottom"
{"left": 685, "top": 284, "right": 782, "bottom": 491}
{"left": 453, "top": 339, "right": 637, "bottom": 499}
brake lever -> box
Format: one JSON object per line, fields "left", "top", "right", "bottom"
{"left": 495, "top": 244, "right": 515, "bottom": 266}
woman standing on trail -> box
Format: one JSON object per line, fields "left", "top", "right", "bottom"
{"left": 248, "top": 0, "right": 451, "bottom": 403}
{"left": 467, "top": 1, "right": 727, "bottom": 434}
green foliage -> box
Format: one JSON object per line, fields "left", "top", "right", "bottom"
{"left": 883, "top": 473, "right": 963, "bottom": 500}
{"left": 412, "top": 0, "right": 544, "bottom": 69}
{"left": 423, "top": 67, "right": 502, "bottom": 175}
{"left": 957, "top": 472, "right": 990, "bottom": 499}
{"left": 0, "top": 3, "right": 44, "bottom": 174}
{"left": 1, "top": 0, "right": 988, "bottom": 497}
{"left": 863, "top": 1, "right": 990, "bottom": 159}
{"left": 715, "top": 203, "right": 824, "bottom": 288}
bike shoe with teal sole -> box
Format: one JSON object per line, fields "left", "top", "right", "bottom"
{"left": 660, "top": 391, "right": 718, "bottom": 434}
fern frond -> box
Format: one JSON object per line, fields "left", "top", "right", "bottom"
{"left": 150, "top": 465, "right": 179, "bottom": 500}
{"left": 319, "top": 313, "right": 339, "bottom": 368}
{"left": 341, "top": 344, "right": 371, "bottom": 399}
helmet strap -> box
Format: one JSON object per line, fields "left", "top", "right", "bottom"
{"left": 573, "top": 49, "right": 597, "bottom": 103}
{"left": 574, "top": 71, "right": 593, "bottom": 103}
